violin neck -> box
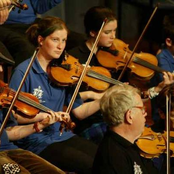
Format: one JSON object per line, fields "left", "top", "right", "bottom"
{"left": 133, "top": 57, "right": 166, "bottom": 74}
{"left": 18, "top": 94, "right": 50, "bottom": 113}
{"left": 87, "top": 69, "right": 123, "bottom": 86}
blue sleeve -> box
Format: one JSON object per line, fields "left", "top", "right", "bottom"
{"left": 157, "top": 55, "right": 171, "bottom": 82}
{"left": 158, "top": 57, "right": 172, "bottom": 72}
{"left": 31, "top": 0, "right": 63, "bottom": 14}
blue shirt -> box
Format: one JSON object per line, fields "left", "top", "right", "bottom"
{"left": 157, "top": 48, "right": 174, "bottom": 82}
{"left": 9, "top": 58, "right": 83, "bottom": 154}
{"left": 0, "top": 112, "right": 18, "bottom": 151}
{"left": 6, "top": 0, "right": 62, "bottom": 24}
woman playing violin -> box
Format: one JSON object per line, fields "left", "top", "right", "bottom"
{"left": 68, "top": 6, "right": 118, "bottom": 144}
{"left": 8, "top": 16, "right": 101, "bottom": 173}
{"left": 69, "top": 6, "right": 117, "bottom": 73}
{"left": 0, "top": 64, "right": 65, "bottom": 174}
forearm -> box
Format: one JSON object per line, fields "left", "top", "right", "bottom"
{"left": 143, "top": 72, "right": 174, "bottom": 99}
{"left": 72, "top": 100, "right": 100, "bottom": 120}
{"left": 80, "top": 91, "right": 105, "bottom": 101}
{"left": 80, "top": 91, "right": 93, "bottom": 101}
{"left": 14, "top": 112, "right": 48, "bottom": 124}
{"left": 6, "top": 123, "right": 44, "bottom": 141}
{"left": 143, "top": 85, "right": 164, "bottom": 99}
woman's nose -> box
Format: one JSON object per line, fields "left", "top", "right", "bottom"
{"left": 111, "top": 31, "right": 116, "bottom": 39}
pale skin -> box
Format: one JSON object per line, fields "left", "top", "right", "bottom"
{"left": 86, "top": 19, "right": 117, "bottom": 53}
{"left": 6, "top": 110, "right": 64, "bottom": 141}
{"left": 79, "top": 91, "right": 104, "bottom": 101}
{"left": 0, "top": 0, "right": 11, "bottom": 25}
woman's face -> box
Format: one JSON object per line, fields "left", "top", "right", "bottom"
{"left": 38, "top": 28, "right": 67, "bottom": 60}
{"left": 97, "top": 19, "right": 117, "bottom": 48}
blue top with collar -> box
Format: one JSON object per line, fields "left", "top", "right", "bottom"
{"left": 9, "top": 58, "right": 83, "bottom": 154}
{"left": 6, "top": 0, "right": 62, "bottom": 24}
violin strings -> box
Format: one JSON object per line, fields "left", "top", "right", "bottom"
{"left": 18, "top": 95, "right": 49, "bottom": 112}
{"left": 4, "top": 87, "right": 50, "bottom": 112}
{"left": 88, "top": 70, "right": 123, "bottom": 86}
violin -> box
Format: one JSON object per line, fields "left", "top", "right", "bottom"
{"left": 48, "top": 54, "right": 123, "bottom": 92}
{"left": 96, "top": 39, "right": 158, "bottom": 81}
{"left": 0, "top": 80, "right": 75, "bottom": 132}
{"left": 136, "top": 127, "right": 174, "bottom": 158}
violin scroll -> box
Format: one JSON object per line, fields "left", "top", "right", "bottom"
{"left": 59, "top": 119, "right": 76, "bottom": 135}
{"left": 11, "top": 0, "right": 28, "bottom": 11}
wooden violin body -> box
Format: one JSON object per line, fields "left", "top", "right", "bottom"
{"left": 0, "top": 80, "right": 39, "bottom": 118}
{"left": 136, "top": 127, "right": 174, "bottom": 158}
{"left": 48, "top": 54, "right": 123, "bottom": 92}
{"left": 97, "top": 39, "right": 158, "bottom": 81}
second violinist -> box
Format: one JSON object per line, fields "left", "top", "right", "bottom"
{"left": 69, "top": 6, "right": 118, "bottom": 78}
{"left": 68, "top": 6, "right": 118, "bottom": 144}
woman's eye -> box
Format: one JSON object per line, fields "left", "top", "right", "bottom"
{"left": 104, "top": 31, "right": 111, "bottom": 34}
{"left": 53, "top": 38, "right": 58, "bottom": 42}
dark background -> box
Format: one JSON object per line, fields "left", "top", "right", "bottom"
{"left": 44, "top": 0, "right": 174, "bottom": 55}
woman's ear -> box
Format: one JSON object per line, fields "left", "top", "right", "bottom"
{"left": 165, "top": 38, "right": 172, "bottom": 47}
{"left": 89, "top": 31, "right": 96, "bottom": 37}
{"left": 38, "top": 35, "right": 44, "bottom": 46}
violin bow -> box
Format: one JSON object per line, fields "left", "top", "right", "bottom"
{"left": 166, "top": 92, "right": 171, "bottom": 174}
{"left": 117, "top": 3, "right": 159, "bottom": 81}
{"left": 0, "top": 48, "right": 39, "bottom": 140}
{"left": 59, "top": 19, "right": 107, "bottom": 135}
